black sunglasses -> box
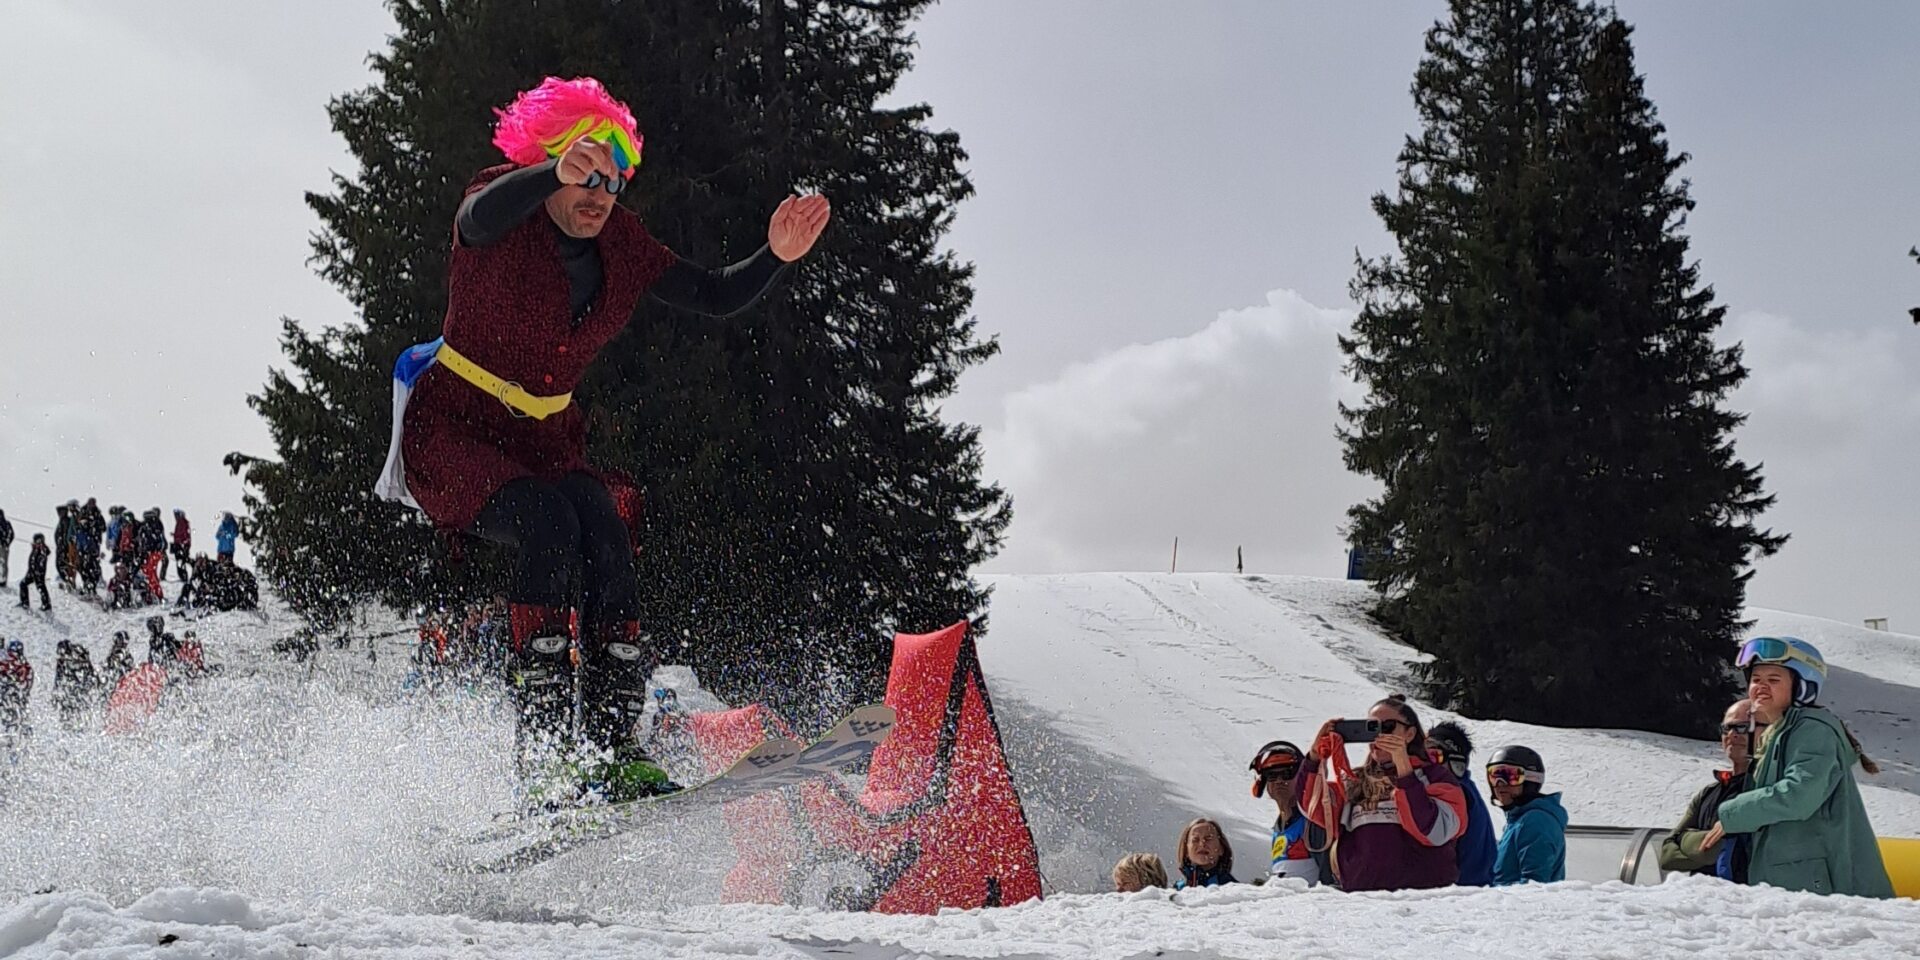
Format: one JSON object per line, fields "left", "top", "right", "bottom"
{"left": 1721, "top": 722, "right": 1769, "bottom": 736}
{"left": 582, "top": 170, "right": 626, "bottom": 195}
{"left": 1378, "top": 718, "right": 1412, "bottom": 734}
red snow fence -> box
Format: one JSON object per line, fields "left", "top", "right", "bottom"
{"left": 693, "top": 621, "right": 1043, "bottom": 912}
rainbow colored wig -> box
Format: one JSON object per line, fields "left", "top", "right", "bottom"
{"left": 492, "top": 76, "right": 642, "bottom": 176}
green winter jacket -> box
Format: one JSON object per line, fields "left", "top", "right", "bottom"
{"left": 1716, "top": 706, "right": 1894, "bottom": 898}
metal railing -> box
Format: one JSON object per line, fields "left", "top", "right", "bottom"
{"left": 1566, "top": 824, "right": 1665, "bottom": 885}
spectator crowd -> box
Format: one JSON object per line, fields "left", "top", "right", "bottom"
{"left": 0, "top": 614, "right": 215, "bottom": 753}
{"left": 401, "top": 597, "right": 515, "bottom": 690}
{"left": 1110, "top": 637, "right": 1896, "bottom": 901}
{"left": 2, "top": 502, "right": 253, "bottom": 614}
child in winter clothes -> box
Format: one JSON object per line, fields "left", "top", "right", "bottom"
{"left": 1111, "top": 853, "right": 1169, "bottom": 892}
{"left": 1173, "top": 818, "right": 1237, "bottom": 888}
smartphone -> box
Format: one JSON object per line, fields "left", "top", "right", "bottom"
{"left": 1332, "top": 719, "right": 1380, "bottom": 743}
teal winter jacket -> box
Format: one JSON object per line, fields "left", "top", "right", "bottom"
{"left": 1492, "top": 792, "right": 1567, "bottom": 885}
{"left": 1717, "top": 706, "right": 1893, "bottom": 898}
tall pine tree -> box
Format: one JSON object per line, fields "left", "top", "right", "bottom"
{"left": 229, "top": 0, "right": 1008, "bottom": 716}
{"left": 1340, "top": 0, "right": 1784, "bottom": 735}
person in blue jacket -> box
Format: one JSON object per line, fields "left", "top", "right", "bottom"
{"left": 215, "top": 513, "right": 240, "bottom": 561}
{"left": 1486, "top": 744, "right": 1567, "bottom": 885}
{"left": 1427, "top": 721, "right": 1497, "bottom": 886}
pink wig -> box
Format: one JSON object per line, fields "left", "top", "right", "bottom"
{"left": 492, "top": 76, "right": 642, "bottom": 173}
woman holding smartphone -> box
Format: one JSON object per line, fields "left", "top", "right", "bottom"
{"left": 1293, "top": 695, "right": 1470, "bottom": 891}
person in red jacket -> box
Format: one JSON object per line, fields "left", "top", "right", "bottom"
{"left": 0, "top": 639, "right": 34, "bottom": 740}
{"left": 374, "top": 76, "right": 829, "bottom": 792}
{"left": 170, "top": 510, "right": 192, "bottom": 582}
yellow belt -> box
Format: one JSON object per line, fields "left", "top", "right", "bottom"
{"left": 436, "top": 343, "right": 573, "bottom": 420}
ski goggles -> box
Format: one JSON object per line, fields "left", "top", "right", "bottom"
{"left": 1428, "top": 747, "right": 1469, "bottom": 779}
{"left": 1486, "top": 764, "right": 1543, "bottom": 786}
{"left": 1255, "top": 756, "right": 1300, "bottom": 780}
{"left": 1735, "top": 637, "right": 1825, "bottom": 677}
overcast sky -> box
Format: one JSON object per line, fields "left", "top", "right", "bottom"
{"left": 3, "top": 1, "right": 1916, "bottom": 632}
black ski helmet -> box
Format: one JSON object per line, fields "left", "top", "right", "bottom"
{"left": 1488, "top": 744, "right": 1543, "bottom": 769}
{"left": 1486, "top": 744, "right": 1546, "bottom": 805}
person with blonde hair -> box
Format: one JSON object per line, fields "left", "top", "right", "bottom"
{"left": 1111, "top": 852, "right": 1169, "bottom": 892}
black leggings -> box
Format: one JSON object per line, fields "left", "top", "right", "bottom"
{"left": 19, "top": 574, "right": 49, "bottom": 609}
{"left": 472, "top": 472, "right": 637, "bottom": 631}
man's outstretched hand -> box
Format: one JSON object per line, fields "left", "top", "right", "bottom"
{"left": 769, "top": 194, "right": 832, "bottom": 262}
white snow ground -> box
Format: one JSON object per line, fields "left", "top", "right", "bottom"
{"left": 0, "top": 573, "right": 1914, "bottom": 958}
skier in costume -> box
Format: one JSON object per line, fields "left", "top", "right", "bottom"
{"left": 374, "top": 76, "right": 831, "bottom": 796}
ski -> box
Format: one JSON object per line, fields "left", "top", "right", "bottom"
{"left": 447, "top": 702, "right": 895, "bottom": 873}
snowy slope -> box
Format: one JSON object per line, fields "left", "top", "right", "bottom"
{"left": 0, "top": 574, "right": 1915, "bottom": 958}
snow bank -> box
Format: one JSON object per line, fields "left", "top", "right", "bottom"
{"left": 3, "top": 878, "right": 1917, "bottom": 959}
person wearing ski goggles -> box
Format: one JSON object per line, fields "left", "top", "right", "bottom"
{"left": 1250, "top": 740, "right": 1328, "bottom": 885}
{"left": 1425, "top": 720, "right": 1497, "bottom": 887}
{"left": 1484, "top": 745, "right": 1565, "bottom": 885}
{"left": 1703, "top": 637, "right": 1893, "bottom": 898}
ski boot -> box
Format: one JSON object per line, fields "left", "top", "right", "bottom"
{"left": 577, "top": 620, "right": 679, "bottom": 802}
{"left": 506, "top": 604, "right": 576, "bottom": 780}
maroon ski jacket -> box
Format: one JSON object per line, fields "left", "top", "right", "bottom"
{"left": 401, "top": 165, "right": 676, "bottom": 531}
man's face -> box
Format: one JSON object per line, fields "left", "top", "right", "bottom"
{"left": 1720, "top": 700, "right": 1758, "bottom": 763}
{"left": 545, "top": 181, "right": 618, "bottom": 238}
{"left": 1262, "top": 772, "right": 1296, "bottom": 811}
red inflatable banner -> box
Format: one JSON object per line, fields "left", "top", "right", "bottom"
{"left": 688, "top": 704, "right": 814, "bottom": 906}
{"left": 695, "top": 621, "right": 1043, "bottom": 912}
{"left": 104, "top": 663, "right": 168, "bottom": 735}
